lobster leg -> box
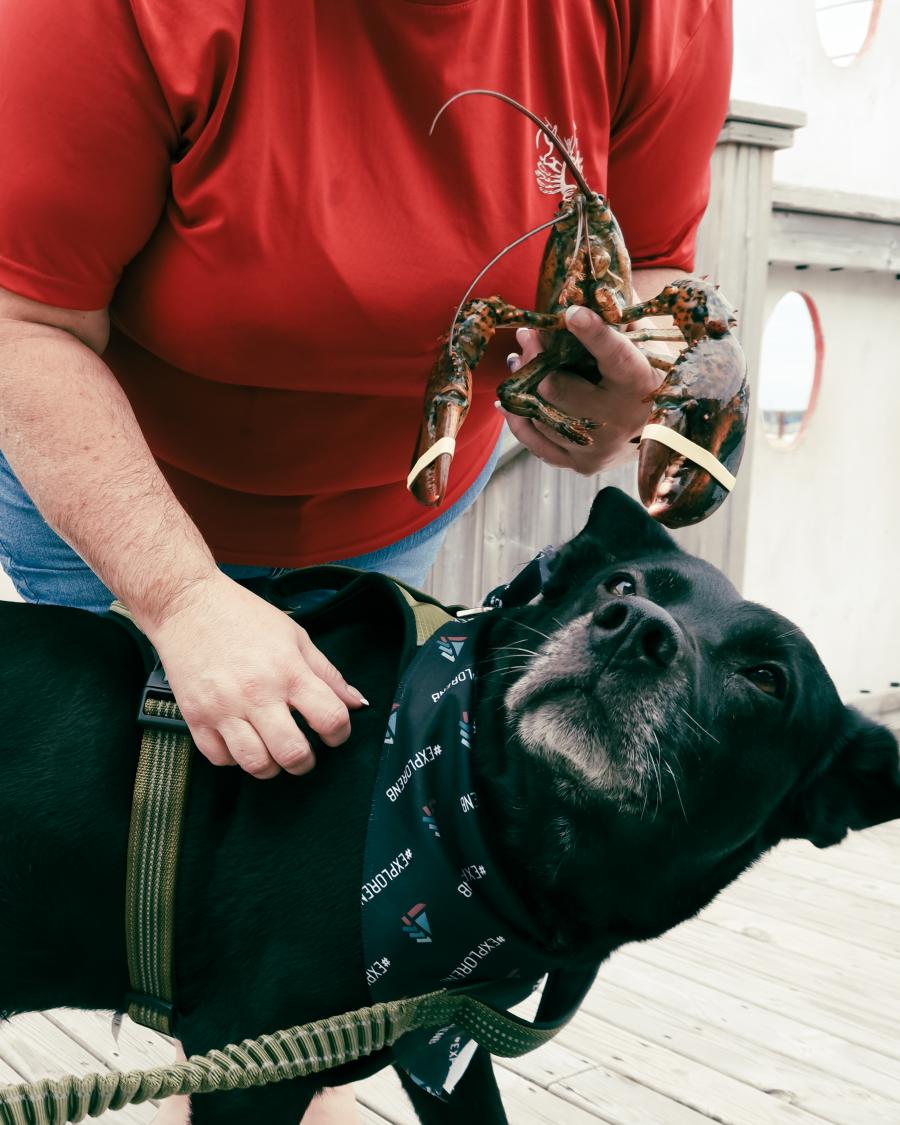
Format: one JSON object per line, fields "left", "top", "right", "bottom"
{"left": 409, "top": 298, "right": 563, "bottom": 506}
{"left": 641, "top": 352, "right": 676, "bottom": 373}
{"left": 626, "top": 328, "right": 688, "bottom": 344}
{"left": 496, "top": 352, "right": 596, "bottom": 445}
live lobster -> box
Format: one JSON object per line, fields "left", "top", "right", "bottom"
{"left": 407, "top": 90, "right": 748, "bottom": 529}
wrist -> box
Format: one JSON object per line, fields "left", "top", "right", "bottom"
{"left": 128, "top": 557, "right": 221, "bottom": 637}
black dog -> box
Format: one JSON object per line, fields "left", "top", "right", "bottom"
{"left": 0, "top": 487, "right": 897, "bottom": 1125}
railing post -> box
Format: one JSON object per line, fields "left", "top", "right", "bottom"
{"left": 672, "top": 100, "right": 805, "bottom": 587}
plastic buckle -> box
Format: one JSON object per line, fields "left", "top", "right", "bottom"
{"left": 137, "top": 660, "right": 190, "bottom": 734}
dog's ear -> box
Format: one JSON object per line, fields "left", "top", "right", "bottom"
{"left": 541, "top": 488, "right": 679, "bottom": 599}
{"left": 581, "top": 488, "right": 678, "bottom": 559}
{"left": 785, "top": 708, "right": 900, "bottom": 849}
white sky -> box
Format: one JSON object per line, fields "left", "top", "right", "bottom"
{"left": 758, "top": 291, "right": 818, "bottom": 411}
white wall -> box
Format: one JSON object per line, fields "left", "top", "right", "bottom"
{"left": 733, "top": 0, "right": 900, "bottom": 198}
{"left": 733, "top": 3, "right": 900, "bottom": 697}
{"left": 743, "top": 266, "right": 900, "bottom": 696}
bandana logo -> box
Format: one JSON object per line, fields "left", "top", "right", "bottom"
{"left": 459, "top": 712, "right": 472, "bottom": 749}
{"left": 402, "top": 902, "right": 433, "bottom": 944}
{"left": 437, "top": 636, "right": 467, "bottom": 663}
{"left": 422, "top": 802, "right": 441, "bottom": 839}
{"left": 384, "top": 704, "right": 399, "bottom": 745}
{"left": 534, "top": 121, "right": 584, "bottom": 201}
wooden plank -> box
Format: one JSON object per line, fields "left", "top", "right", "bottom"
{"left": 768, "top": 210, "right": 900, "bottom": 273}
{"left": 627, "top": 923, "right": 900, "bottom": 1059}
{"left": 355, "top": 1068, "right": 418, "bottom": 1125}
{"left": 559, "top": 980, "right": 900, "bottom": 1125}
{"left": 44, "top": 1010, "right": 175, "bottom": 1072}
{"left": 634, "top": 922, "right": 900, "bottom": 1035}
{"left": 493, "top": 1038, "right": 594, "bottom": 1088}
{"left": 669, "top": 916, "right": 900, "bottom": 1006}
{"left": 769, "top": 832, "right": 900, "bottom": 882}
{"left": 357, "top": 1103, "right": 394, "bottom": 1125}
{"left": 720, "top": 875, "right": 900, "bottom": 958}
{"left": 771, "top": 183, "right": 900, "bottom": 225}
{"left": 555, "top": 1008, "right": 831, "bottom": 1125}
{"left": 590, "top": 953, "right": 900, "bottom": 1092}
{"left": 826, "top": 818, "right": 900, "bottom": 857}
{"left": 356, "top": 1064, "right": 604, "bottom": 1125}
{"left": 719, "top": 120, "right": 798, "bottom": 150}
{"left": 726, "top": 101, "right": 808, "bottom": 131}
{"left": 0, "top": 1040, "right": 26, "bottom": 1084}
{"left": 698, "top": 897, "right": 900, "bottom": 986}
{"left": 737, "top": 859, "right": 900, "bottom": 931}
{"left": 549, "top": 1064, "right": 717, "bottom": 1125}
{"left": 0, "top": 1014, "right": 157, "bottom": 1123}
{"left": 495, "top": 1066, "right": 613, "bottom": 1124}
{"left": 763, "top": 850, "right": 900, "bottom": 908}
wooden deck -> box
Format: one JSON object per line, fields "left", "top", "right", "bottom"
{"left": 0, "top": 818, "right": 898, "bottom": 1124}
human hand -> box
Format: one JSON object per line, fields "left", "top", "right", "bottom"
{"left": 139, "top": 571, "right": 367, "bottom": 779}
{"left": 501, "top": 304, "right": 661, "bottom": 474}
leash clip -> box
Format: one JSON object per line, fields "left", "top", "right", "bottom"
{"left": 138, "top": 660, "right": 190, "bottom": 734}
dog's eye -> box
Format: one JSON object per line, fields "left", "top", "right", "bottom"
{"left": 741, "top": 665, "right": 786, "bottom": 699}
{"left": 605, "top": 574, "right": 637, "bottom": 597}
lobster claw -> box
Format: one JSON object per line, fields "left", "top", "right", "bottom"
{"left": 635, "top": 281, "right": 750, "bottom": 528}
{"left": 407, "top": 348, "right": 472, "bottom": 507}
{"left": 637, "top": 383, "right": 749, "bottom": 528}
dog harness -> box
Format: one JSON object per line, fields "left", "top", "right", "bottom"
{"left": 108, "top": 558, "right": 597, "bottom": 1097}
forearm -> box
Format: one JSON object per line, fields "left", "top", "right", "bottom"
{"left": 631, "top": 266, "right": 689, "bottom": 303}
{"left": 0, "top": 319, "right": 217, "bottom": 627}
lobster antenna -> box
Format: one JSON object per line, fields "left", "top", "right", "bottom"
{"left": 446, "top": 210, "right": 573, "bottom": 351}
{"left": 430, "top": 88, "right": 594, "bottom": 198}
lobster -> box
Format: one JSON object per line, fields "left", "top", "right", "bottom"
{"left": 407, "top": 90, "right": 749, "bottom": 529}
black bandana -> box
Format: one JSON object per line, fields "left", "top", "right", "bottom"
{"left": 361, "top": 614, "right": 563, "bottom": 1097}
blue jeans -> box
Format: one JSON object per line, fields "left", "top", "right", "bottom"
{"left": 0, "top": 442, "right": 501, "bottom": 613}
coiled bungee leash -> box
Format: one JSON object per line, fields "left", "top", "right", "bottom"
{"left": 0, "top": 560, "right": 589, "bottom": 1124}
{"left": 0, "top": 984, "right": 561, "bottom": 1125}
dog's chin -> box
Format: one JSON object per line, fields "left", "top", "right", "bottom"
{"left": 503, "top": 614, "right": 685, "bottom": 807}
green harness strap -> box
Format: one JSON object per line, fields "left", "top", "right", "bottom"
{"left": 108, "top": 600, "right": 193, "bottom": 1035}
{"left": 114, "top": 589, "right": 456, "bottom": 1037}
{"left": 125, "top": 696, "right": 193, "bottom": 1033}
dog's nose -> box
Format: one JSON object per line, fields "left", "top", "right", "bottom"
{"left": 590, "top": 599, "right": 681, "bottom": 669}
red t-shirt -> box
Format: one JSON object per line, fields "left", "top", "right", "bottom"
{"left": 0, "top": 0, "right": 731, "bottom": 565}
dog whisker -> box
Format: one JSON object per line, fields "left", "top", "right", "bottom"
{"left": 664, "top": 762, "right": 689, "bottom": 824}
{"left": 677, "top": 705, "right": 720, "bottom": 745}
{"left": 495, "top": 645, "right": 539, "bottom": 658}
{"left": 512, "top": 621, "right": 554, "bottom": 643}
{"left": 651, "top": 730, "right": 664, "bottom": 820}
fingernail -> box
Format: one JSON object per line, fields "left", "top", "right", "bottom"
{"left": 565, "top": 305, "right": 591, "bottom": 329}
{"left": 506, "top": 353, "right": 520, "bottom": 372}
{"left": 349, "top": 686, "right": 370, "bottom": 707}
{"left": 493, "top": 399, "right": 502, "bottom": 410}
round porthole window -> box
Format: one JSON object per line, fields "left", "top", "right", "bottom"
{"left": 815, "top": 0, "right": 881, "bottom": 67}
{"left": 758, "top": 291, "right": 823, "bottom": 448}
